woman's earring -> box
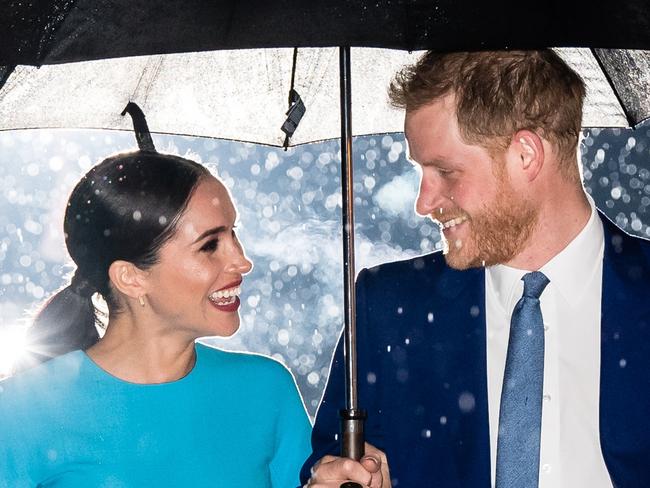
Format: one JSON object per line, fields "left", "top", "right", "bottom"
{"left": 138, "top": 296, "right": 145, "bottom": 307}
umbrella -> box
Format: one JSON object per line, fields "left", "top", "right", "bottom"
{"left": 3, "top": 0, "right": 650, "bottom": 465}
{"left": 2, "top": 47, "right": 650, "bottom": 144}
{"left": 3, "top": 0, "right": 650, "bottom": 142}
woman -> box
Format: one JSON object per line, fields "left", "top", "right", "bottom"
{"left": 0, "top": 137, "right": 311, "bottom": 486}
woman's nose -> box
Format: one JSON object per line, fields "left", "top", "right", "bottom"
{"left": 227, "top": 242, "right": 253, "bottom": 275}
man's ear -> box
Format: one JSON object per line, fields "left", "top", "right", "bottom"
{"left": 509, "top": 130, "right": 545, "bottom": 182}
{"left": 107, "top": 260, "right": 148, "bottom": 300}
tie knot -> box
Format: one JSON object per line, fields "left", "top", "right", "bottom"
{"left": 521, "top": 271, "right": 550, "bottom": 299}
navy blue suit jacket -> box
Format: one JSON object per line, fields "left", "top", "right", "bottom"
{"left": 302, "top": 214, "right": 650, "bottom": 487}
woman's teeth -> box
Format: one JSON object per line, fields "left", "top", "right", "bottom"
{"left": 442, "top": 216, "right": 468, "bottom": 229}
{"left": 209, "top": 286, "right": 241, "bottom": 303}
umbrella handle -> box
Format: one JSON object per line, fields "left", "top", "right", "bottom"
{"left": 340, "top": 408, "right": 366, "bottom": 459}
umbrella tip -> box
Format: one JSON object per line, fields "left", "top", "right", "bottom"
{"left": 121, "top": 102, "right": 156, "bottom": 153}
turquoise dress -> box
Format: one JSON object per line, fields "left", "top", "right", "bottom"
{"left": 0, "top": 343, "right": 311, "bottom": 487}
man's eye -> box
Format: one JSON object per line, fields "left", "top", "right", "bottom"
{"left": 200, "top": 238, "right": 218, "bottom": 253}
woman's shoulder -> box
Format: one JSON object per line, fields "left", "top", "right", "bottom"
{"left": 1, "top": 351, "right": 85, "bottom": 395}
{"left": 0, "top": 351, "right": 87, "bottom": 427}
{"left": 196, "top": 343, "right": 296, "bottom": 385}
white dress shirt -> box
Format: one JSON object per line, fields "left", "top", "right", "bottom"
{"left": 485, "top": 201, "right": 613, "bottom": 488}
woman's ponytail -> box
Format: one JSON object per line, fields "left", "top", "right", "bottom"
{"left": 19, "top": 272, "right": 99, "bottom": 369}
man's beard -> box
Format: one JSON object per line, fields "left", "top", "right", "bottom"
{"left": 440, "top": 177, "right": 538, "bottom": 270}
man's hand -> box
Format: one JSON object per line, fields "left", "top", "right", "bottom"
{"left": 305, "top": 443, "right": 391, "bottom": 488}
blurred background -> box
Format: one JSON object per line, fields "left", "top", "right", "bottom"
{"left": 1, "top": 124, "right": 649, "bottom": 417}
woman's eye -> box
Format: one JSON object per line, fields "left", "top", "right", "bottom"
{"left": 200, "top": 238, "right": 218, "bottom": 253}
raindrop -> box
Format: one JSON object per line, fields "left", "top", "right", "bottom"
{"left": 440, "top": 416, "right": 448, "bottom": 425}
{"left": 458, "top": 391, "right": 476, "bottom": 413}
{"left": 367, "top": 372, "right": 377, "bottom": 384}
{"left": 49, "top": 156, "right": 64, "bottom": 171}
{"left": 287, "top": 167, "right": 303, "bottom": 180}
{"left": 470, "top": 306, "right": 480, "bottom": 317}
{"left": 427, "top": 312, "right": 434, "bottom": 323}
{"left": 132, "top": 210, "right": 142, "bottom": 221}
{"left": 421, "top": 429, "right": 432, "bottom": 438}
{"left": 364, "top": 176, "right": 376, "bottom": 190}
{"left": 397, "top": 307, "right": 403, "bottom": 315}
{"left": 277, "top": 329, "right": 290, "bottom": 346}
{"left": 381, "top": 135, "right": 394, "bottom": 148}
{"left": 619, "top": 358, "right": 627, "bottom": 368}
{"left": 26, "top": 163, "right": 39, "bottom": 176}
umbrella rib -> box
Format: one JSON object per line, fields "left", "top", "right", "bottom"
{"left": 0, "top": 65, "right": 15, "bottom": 94}
{"left": 591, "top": 48, "right": 636, "bottom": 127}
{"left": 129, "top": 56, "right": 164, "bottom": 108}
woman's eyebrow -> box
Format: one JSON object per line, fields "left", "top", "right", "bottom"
{"left": 193, "top": 225, "right": 227, "bottom": 243}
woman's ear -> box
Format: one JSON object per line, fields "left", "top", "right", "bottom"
{"left": 107, "top": 260, "right": 148, "bottom": 300}
{"left": 510, "top": 129, "right": 545, "bottom": 182}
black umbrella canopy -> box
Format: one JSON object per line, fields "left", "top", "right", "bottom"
{"left": 3, "top": 0, "right": 650, "bottom": 67}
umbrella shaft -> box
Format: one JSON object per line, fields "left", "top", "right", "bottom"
{"left": 339, "top": 46, "right": 358, "bottom": 412}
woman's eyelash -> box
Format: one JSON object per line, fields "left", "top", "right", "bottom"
{"left": 200, "top": 238, "right": 218, "bottom": 252}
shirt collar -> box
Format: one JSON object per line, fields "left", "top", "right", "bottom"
{"left": 486, "top": 195, "right": 604, "bottom": 308}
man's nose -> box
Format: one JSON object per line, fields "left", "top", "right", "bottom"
{"left": 415, "top": 173, "right": 445, "bottom": 217}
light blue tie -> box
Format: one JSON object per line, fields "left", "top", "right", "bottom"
{"left": 495, "top": 271, "right": 550, "bottom": 488}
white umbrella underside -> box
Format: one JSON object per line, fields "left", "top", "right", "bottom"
{"left": 0, "top": 48, "right": 647, "bottom": 146}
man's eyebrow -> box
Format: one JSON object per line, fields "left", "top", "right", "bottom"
{"left": 428, "top": 157, "right": 457, "bottom": 166}
{"left": 411, "top": 157, "right": 447, "bottom": 167}
{"left": 193, "top": 225, "right": 227, "bottom": 244}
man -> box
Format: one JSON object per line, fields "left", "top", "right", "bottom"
{"left": 301, "top": 50, "right": 650, "bottom": 487}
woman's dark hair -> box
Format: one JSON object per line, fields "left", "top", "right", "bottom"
{"left": 23, "top": 151, "right": 210, "bottom": 365}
